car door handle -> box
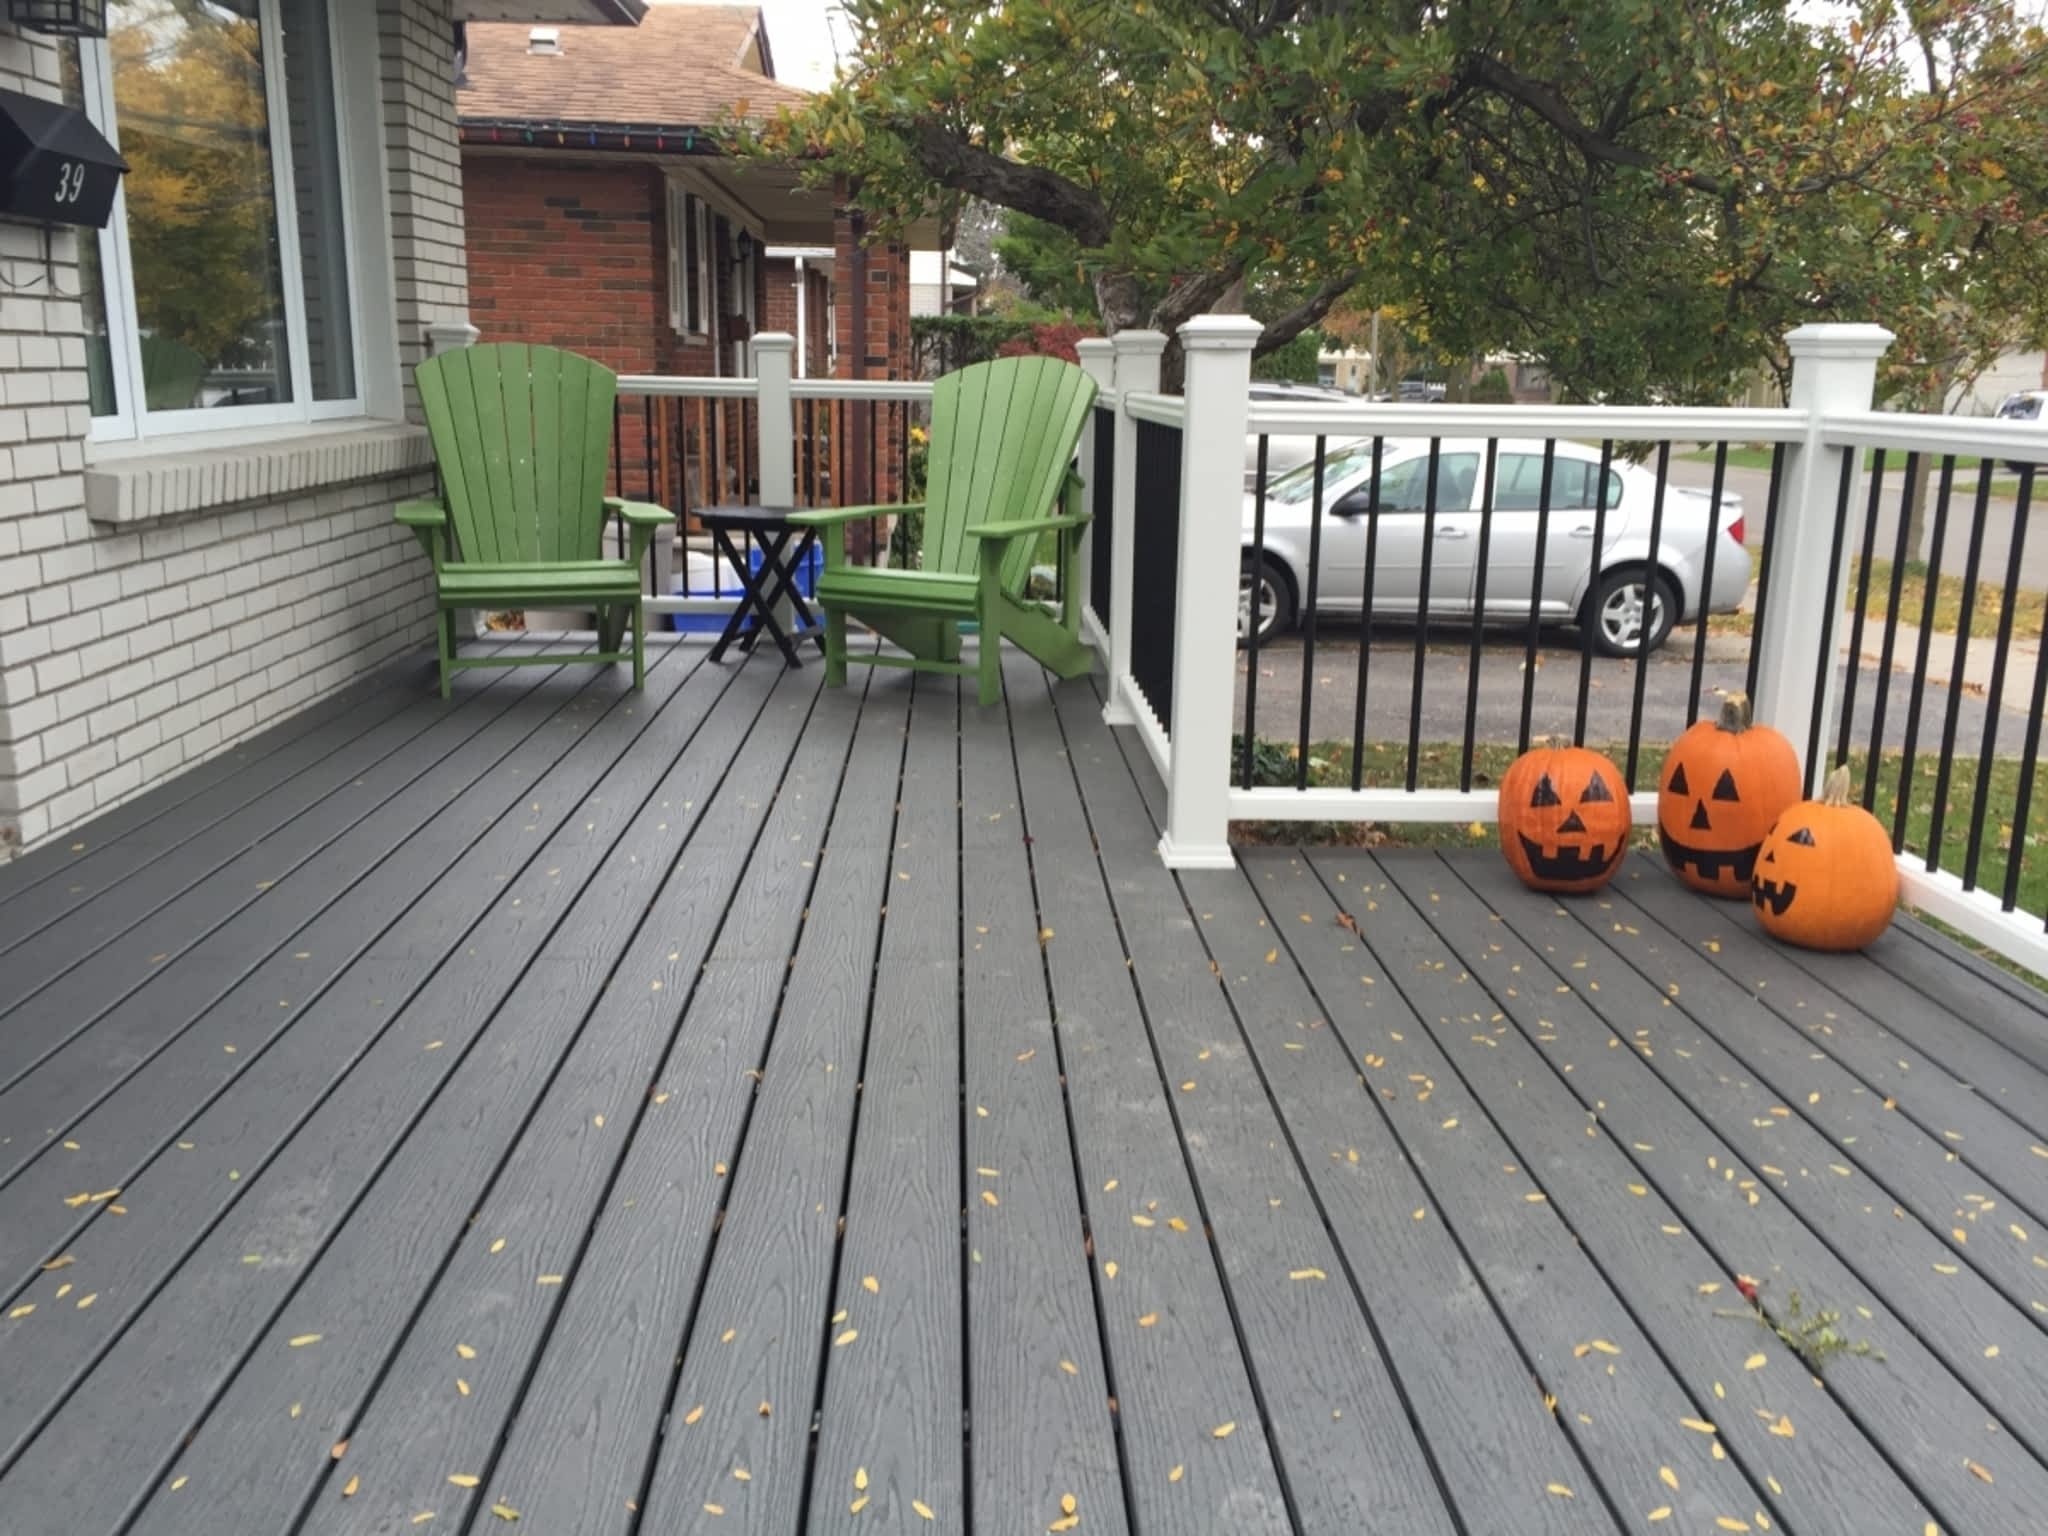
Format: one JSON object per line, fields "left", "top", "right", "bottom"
{"left": 1436, "top": 526, "right": 1470, "bottom": 539}
{"left": 1567, "top": 526, "right": 1595, "bottom": 538}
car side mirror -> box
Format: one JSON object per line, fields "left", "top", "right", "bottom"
{"left": 1332, "top": 489, "right": 1372, "bottom": 518}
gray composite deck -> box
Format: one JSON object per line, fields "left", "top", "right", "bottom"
{"left": 1, "top": 634, "right": 2046, "bottom": 1536}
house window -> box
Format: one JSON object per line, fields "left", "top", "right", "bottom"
{"left": 67, "top": 0, "right": 364, "bottom": 442}
{"left": 666, "top": 180, "right": 714, "bottom": 337}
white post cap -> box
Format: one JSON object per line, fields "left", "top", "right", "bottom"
{"left": 751, "top": 331, "right": 797, "bottom": 353}
{"left": 1783, "top": 323, "right": 1895, "bottom": 360}
{"left": 1110, "top": 328, "right": 1169, "bottom": 355}
{"left": 1179, "top": 313, "right": 1265, "bottom": 351}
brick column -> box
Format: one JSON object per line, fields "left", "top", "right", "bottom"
{"left": 832, "top": 198, "right": 911, "bottom": 538}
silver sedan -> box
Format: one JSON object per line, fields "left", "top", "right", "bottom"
{"left": 1238, "top": 438, "right": 1749, "bottom": 656}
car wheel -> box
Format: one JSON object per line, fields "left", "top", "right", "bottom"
{"left": 1587, "top": 565, "right": 1677, "bottom": 657}
{"left": 1239, "top": 554, "right": 1295, "bottom": 646}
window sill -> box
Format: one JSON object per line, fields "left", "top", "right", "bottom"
{"left": 85, "top": 420, "right": 434, "bottom": 527}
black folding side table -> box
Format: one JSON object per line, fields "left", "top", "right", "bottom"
{"left": 697, "top": 505, "right": 824, "bottom": 666}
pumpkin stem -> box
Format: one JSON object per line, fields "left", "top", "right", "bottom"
{"left": 1716, "top": 692, "right": 1753, "bottom": 732}
{"left": 1822, "top": 764, "right": 1854, "bottom": 806}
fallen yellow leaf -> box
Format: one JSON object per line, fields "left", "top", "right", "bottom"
{"left": 448, "top": 1475, "right": 480, "bottom": 1488}
{"left": 1213, "top": 1421, "right": 1236, "bottom": 1438}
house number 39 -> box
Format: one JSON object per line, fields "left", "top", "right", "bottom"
{"left": 53, "top": 161, "right": 86, "bottom": 204}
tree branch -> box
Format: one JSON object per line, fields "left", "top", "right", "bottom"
{"left": 1148, "top": 262, "right": 1249, "bottom": 333}
{"left": 1254, "top": 268, "right": 1365, "bottom": 355}
{"left": 1465, "top": 57, "right": 1725, "bottom": 195}
{"left": 901, "top": 121, "right": 1115, "bottom": 247}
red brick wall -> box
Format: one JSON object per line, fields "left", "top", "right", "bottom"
{"left": 761, "top": 257, "right": 834, "bottom": 380}
{"left": 832, "top": 207, "right": 912, "bottom": 510}
{"left": 462, "top": 151, "right": 763, "bottom": 510}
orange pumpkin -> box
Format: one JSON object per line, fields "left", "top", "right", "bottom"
{"left": 1498, "top": 745, "right": 1632, "bottom": 894}
{"left": 1657, "top": 692, "right": 1803, "bottom": 898}
{"left": 1751, "top": 766, "right": 1899, "bottom": 950}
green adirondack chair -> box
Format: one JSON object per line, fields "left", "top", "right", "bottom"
{"left": 791, "top": 355, "right": 1098, "bottom": 707}
{"left": 396, "top": 343, "right": 670, "bottom": 697}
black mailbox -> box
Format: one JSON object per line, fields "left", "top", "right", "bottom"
{"left": 0, "top": 86, "right": 124, "bottom": 230}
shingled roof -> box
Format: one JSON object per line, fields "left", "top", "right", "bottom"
{"left": 459, "top": 4, "right": 808, "bottom": 130}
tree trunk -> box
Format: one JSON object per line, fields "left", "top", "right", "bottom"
{"left": 1092, "top": 270, "right": 1146, "bottom": 336}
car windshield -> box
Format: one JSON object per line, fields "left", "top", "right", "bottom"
{"left": 1262, "top": 441, "right": 1380, "bottom": 505}
{"left": 2000, "top": 396, "right": 2042, "bottom": 420}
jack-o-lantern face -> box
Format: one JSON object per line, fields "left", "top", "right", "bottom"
{"left": 1498, "top": 745, "right": 1632, "bottom": 894}
{"left": 1657, "top": 694, "right": 1802, "bottom": 898}
{"left": 1750, "top": 767, "right": 1899, "bottom": 950}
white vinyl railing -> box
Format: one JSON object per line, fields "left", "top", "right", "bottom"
{"left": 600, "top": 325, "right": 2048, "bottom": 977}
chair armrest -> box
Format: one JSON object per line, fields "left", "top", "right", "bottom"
{"left": 787, "top": 502, "right": 921, "bottom": 529}
{"left": 395, "top": 499, "right": 446, "bottom": 529}
{"left": 604, "top": 496, "right": 674, "bottom": 528}
{"left": 967, "top": 511, "right": 1092, "bottom": 542}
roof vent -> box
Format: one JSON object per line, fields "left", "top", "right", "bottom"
{"left": 527, "top": 27, "right": 561, "bottom": 55}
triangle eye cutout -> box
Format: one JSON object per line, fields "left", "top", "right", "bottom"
{"left": 1712, "top": 769, "right": 1740, "bottom": 802}
{"left": 1530, "top": 774, "right": 1561, "bottom": 807}
{"left": 1787, "top": 826, "right": 1816, "bottom": 846}
{"left": 1580, "top": 774, "right": 1614, "bottom": 804}
{"left": 1668, "top": 764, "right": 1690, "bottom": 795}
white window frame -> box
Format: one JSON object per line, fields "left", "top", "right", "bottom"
{"left": 665, "top": 179, "right": 716, "bottom": 341}
{"left": 78, "top": 0, "right": 370, "bottom": 446}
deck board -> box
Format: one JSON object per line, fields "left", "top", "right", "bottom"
{"left": 1046, "top": 674, "right": 1463, "bottom": 1536}
{"left": 2, "top": 642, "right": 2046, "bottom": 1536}
{"left": 1359, "top": 850, "right": 1928, "bottom": 1536}
{"left": 0, "top": 654, "right": 433, "bottom": 911}
{"left": 0, "top": 651, "right": 690, "bottom": 1295}
{"left": 1013, "top": 664, "right": 1291, "bottom": 1536}
{"left": 806, "top": 678, "right": 966, "bottom": 1536}
{"left": 1452, "top": 852, "right": 2048, "bottom": 1533}
{"left": 956, "top": 675, "right": 1128, "bottom": 1536}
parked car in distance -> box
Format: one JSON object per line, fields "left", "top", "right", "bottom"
{"left": 1243, "top": 381, "right": 1358, "bottom": 490}
{"left": 1995, "top": 390, "right": 2044, "bottom": 422}
{"left": 1240, "top": 437, "right": 1749, "bottom": 656}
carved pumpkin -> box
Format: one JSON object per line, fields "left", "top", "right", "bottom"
{"left": 1657, "top": 692, "right": 1803, "bottom": 898}
{"left": 1498, "top": 745, "right": 1632, "bottom": 894}
{"left": 1751, "top": 766, "right": 1899, "bottom": 950}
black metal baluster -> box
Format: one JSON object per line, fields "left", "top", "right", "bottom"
{"left": 1572, "top": 440, "right": 1614, "bottom": 746}
{"left": 1296, "top": 438, "right": 1328, "bottom": 791}
{"left": 1348, "top": 437, "right": 1384, "bottom": 792}
{"left": 1800, "top": 449, "right": 1857, "bottom": 793}
{"left": 1623, "top": 442, "right": 1669, "bottom": 789}
{"left": 1929, "top": 465, "right": 1993, "bottom": 874}
{"left": 1461, "top": 439, "right": 1499, "bottom": 791}
{"left": 1404, "top": 440, "right": 1442, "bottom": 792}
{"left": 1240, "top": 436, "right": 1269, "bottom": 790}
{"left": 1520, "top": 441, "right": 1557, "bottom": 755}
{"left": 1862, "top": 452, "right": 1919, "bottom": 810}
{"left": 1892, "top": 456, "right": 1955, "bottom": 850}
{"left": 2006, "top": 610, "right": 2048, "bottom": 915}
{"left": 1834, "top": 449, "right": 1887, "bottom": 768}
{"left": 1743, "top": 444, "right": 1787, "bottom": 701}
{"left": 1685, "top": 442, "right": 1730, "bottom": 725}
{"left": 1973, "top": 464, "right": 2034, "bottom": 894}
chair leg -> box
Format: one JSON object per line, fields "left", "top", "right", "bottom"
{"left": 940, "top": 621, "right": 962, "bottom": 663}
{"left": 632, "top": 599, "right": 645, "bottom": 689}
{"left": 438, "top": 607, "right": 455, "bottom": 699}
{"left": 976, "top": 618, "right": 1002, "bottom": 708}
{"left": 824, "top": 607, "right": 847, "bottom": 688}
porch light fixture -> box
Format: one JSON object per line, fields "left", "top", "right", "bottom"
{"left": 7, "top": 0, "right": 107, "bottom": 37}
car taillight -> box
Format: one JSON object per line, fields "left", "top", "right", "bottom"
{"left": 1726, "top": 515, "right": 1745, "bottom": 547}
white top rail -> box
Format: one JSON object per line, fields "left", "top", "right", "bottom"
{"left": 1819, "top": 411, "right": 2048, "bottom": 462}
{"left": 791, "top": 379, "right": 935, "bottom": 402}
{"left": 1123, "top": 391, "right": 1187, "bottom": 427}
{"left": 1244, "top": 401, "right": 1808, "bottom": 443}
{"left": 616, "top": 375, "right": 759, "bottom": 400}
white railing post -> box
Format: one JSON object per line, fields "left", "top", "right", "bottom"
{"left": 1158, "top": 314, "right": 1260, "bottom": 870}
{"left": 1752, "top": 323, "right": 1892, "bottom": 791}
{"left": 1104, "top": 329, "right": 1165, "bottom": 726}
{"left": 1074, "top": 337, "right": 1114, "bottom": 647}
{"left": 751, "top": 331, "right": 796, "bottom": 507}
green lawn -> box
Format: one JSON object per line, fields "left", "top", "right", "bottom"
{"left": 1237, "top": 736, "right": 2048, "bottom": 928}
{"left": 1849, "top": 556, "right": 2046, "bottom": 642}
{"left": 1681, "top": 444, "right": 2025, "bottom": 499}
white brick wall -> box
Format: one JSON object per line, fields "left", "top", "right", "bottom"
{"left": 0, "top": 2, "right": 466, "bottom": 857}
